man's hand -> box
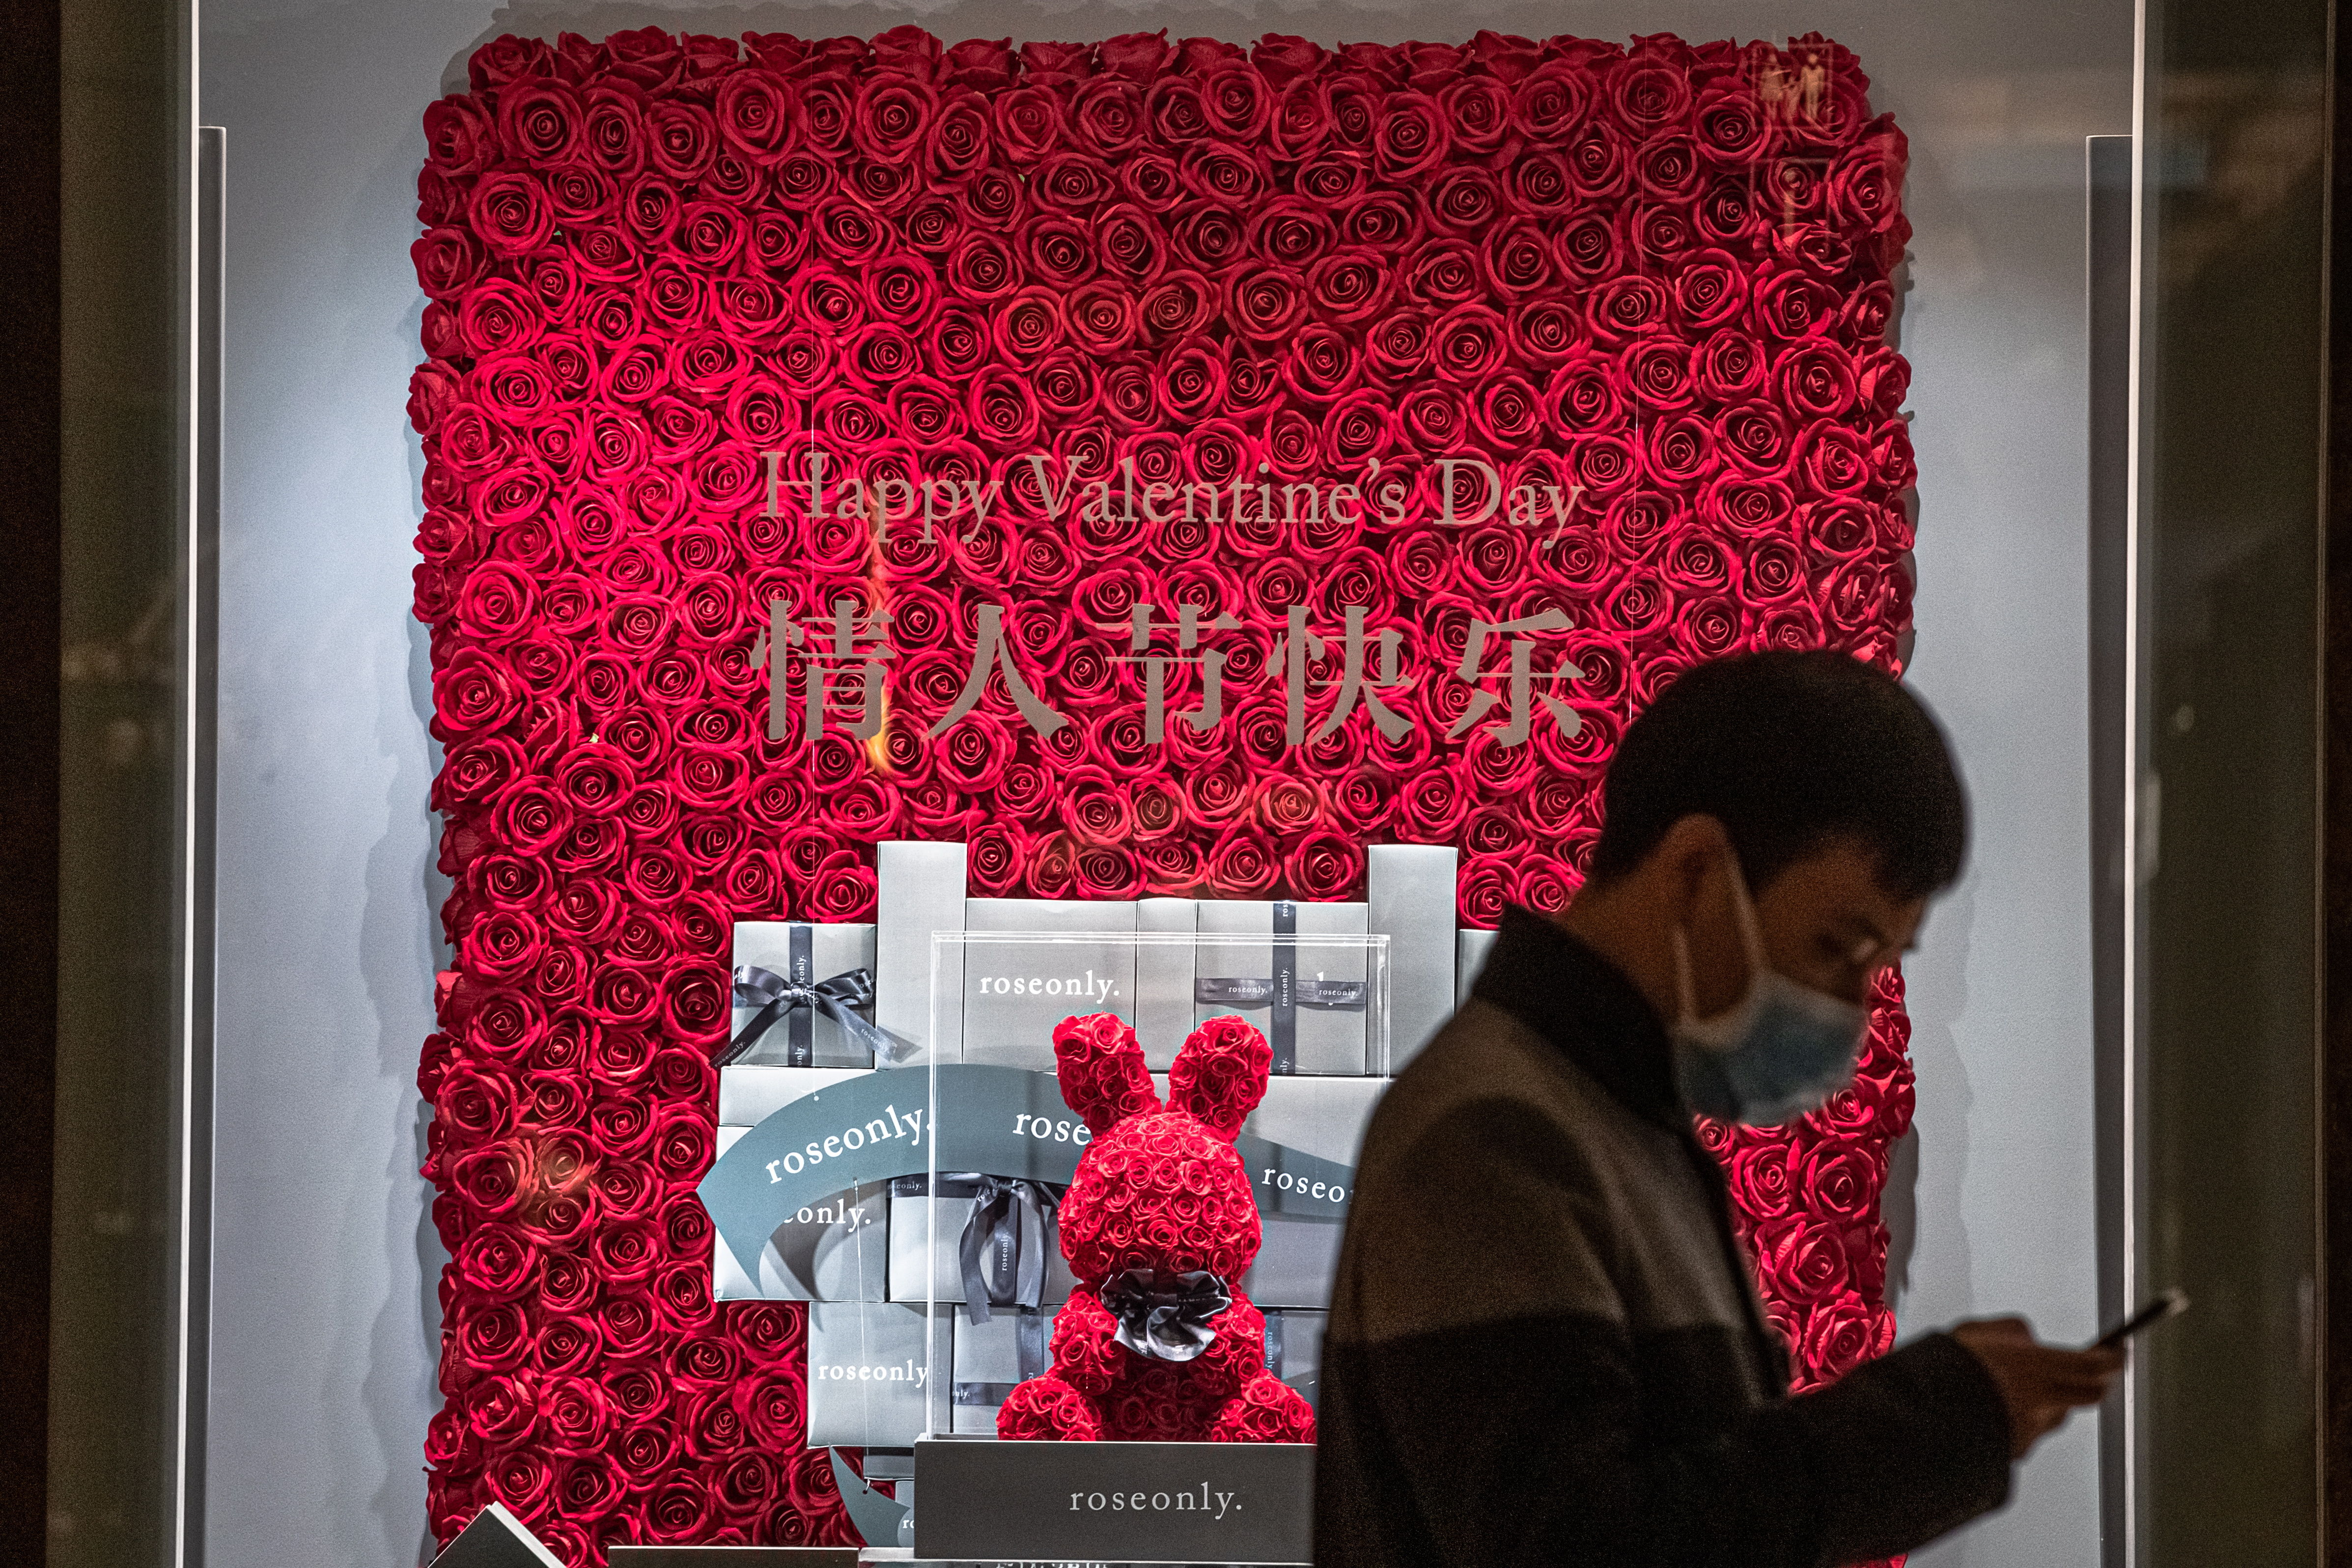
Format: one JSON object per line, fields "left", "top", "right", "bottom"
{"left": 1952, "top": 1317, "right": 2126, "bottom": 1458}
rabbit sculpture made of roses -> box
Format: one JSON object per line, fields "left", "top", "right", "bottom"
{"left": 995, "top": 1011, "right": 1316, "bottom": 1443}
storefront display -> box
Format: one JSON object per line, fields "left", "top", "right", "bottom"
{"left": 409, "top": 19, "right": 1922, "bottom": 1563}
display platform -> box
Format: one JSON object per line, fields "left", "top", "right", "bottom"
{"left": 912, "top": 1438, "right": 1313, "bottom": 1565}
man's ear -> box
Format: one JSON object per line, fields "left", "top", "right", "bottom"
{"left": 1651, "top": 813, "right": 1733, "bottom": 925}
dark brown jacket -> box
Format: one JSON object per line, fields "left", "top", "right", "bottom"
{"left": 1314, "top": 906, "right": 2011, "bottom": 1568}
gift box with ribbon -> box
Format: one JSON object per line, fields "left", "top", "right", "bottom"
{"left": 1195, "top": 900, "right": 1371, "bottom": 1075}
{"left": 805, "top": 1300, "right": 951, "bottom": 1449}
{"left": 950, "top": 1303, "right": 1059, "bottom": 1434}
{"left": 713, "top": 1066, "right": 890, "bottom": 1301}
{"left": 886, "top": 1172, "right": 1077, "bottom": 1314}
{"left": 724, "top": 921, "right": 888, "bottom": 1068}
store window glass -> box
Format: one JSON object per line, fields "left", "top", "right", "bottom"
{"left": 27, "top": 0, "right": 2305, "bottom": 1564}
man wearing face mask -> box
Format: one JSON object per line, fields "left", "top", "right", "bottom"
{"left": 1314, "top": 649, "right": 2122, "bottom": 1568}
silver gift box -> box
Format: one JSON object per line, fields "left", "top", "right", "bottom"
{"left": 960, "top": 898, "right": 1139, "bottom": 1068}
{"left": 717, "top": 1064, "right": 869, "bottom": 1127}
{"left": 728, "top": 921, "right": 878, "bottom": 1067}
{"left": 886, "top": 1178, "right": 1077, "bottom": 1308}
{"left": 714, "top": 1069, "right": 889, "bottom": 1301}
{"left": 1264, "top": 1309, "right": 1327, "bottom": 1410}
{"left": 1457, "top": 927, "right": 1500, "bottom": 1011}
{"left": 950, "top": 1304, "right": 1061, "bottom": 1434}
{"left": 1238, "top": 1075, "right": 1386, "bottom": 1311}
{"left": 1136, "top": 896, "right": 1199, "bottom": 1069}
{"left": 1195, "top": 900, "right": 1371, "bottom": 1076}
{"left": 876, "top": 840, "right": 967, "bottom": 1067}
{"left": 1368, "top": 845, "right": 1458, "bottom": 1072}
{"left": 805, "top": 1301, "right": 951, "bottom": 1449}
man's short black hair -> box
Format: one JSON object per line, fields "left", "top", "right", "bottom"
{"left": 1587, "top": 650, "right": 1968, "bottom": 900}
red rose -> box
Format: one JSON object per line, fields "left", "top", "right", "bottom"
{"left": 467, "top": 173, "right": 554, "bottom": 259}
{"left": 411, "top": 225, "right": 485, "bottom": 302}
{"left": 1199, "top": 827, "right": 1279, "bottom": 896}
{"left": 1701, "top": 475, "right": 1797, "bottom": 538}
{"left": 1250, "top": 34, "right": 1324, "bottom": 83}
{"left": 454, "top": 1221, "right": 537, "bottom": 1300}
{"left": 1799, "top": 1141, "right": 1883, "bottom": 1222}
{"left": 657, "top": 960, "right": 727, "bottom": 1040}
{"left": 1800, "top": 1291, "right": 1894, "bottom": 1381}
{"left": 1725, "top": 1140, "right": 1799, "bottom": 1221}
{"left": 454, "top": 1300, "right": 531, "bottom": 1375}
{"left": 941, "top": 37, "right": 1015, "bottom": 90}
{"left": 1099, "top": 30, "right": 1171, "bottom": 82}
{"left": 1761, "top": 1218, "right": 1852, "bottom": 1302}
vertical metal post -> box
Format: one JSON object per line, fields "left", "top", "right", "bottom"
{"left": 2088, "top": 132, "right": 2134, "bottom": 1568}
{"left": 176, "top": 122, "right": 222, "bottom": 1568}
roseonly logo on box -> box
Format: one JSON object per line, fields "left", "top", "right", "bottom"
{"left": 788, "top": 1195, "right": 876, "bottom": 1231}
{"left": 761, "top": 1100, "right": 924, "bottom": 1185}
{"left": 974, "top": 970, "right": 1121, "bottom": 1003}
{"left": 813, "top": 1357, "right": 928, "bottom": 1387}
{"left": 1258, "top": 1168, "right": 1345, "bottom": 1210}
{"left": 914, "top": 1437, "right": 1313, "bottom": 1564}
{"left": 1068, "top": 1482, "right": 1242, "bottom": 1519}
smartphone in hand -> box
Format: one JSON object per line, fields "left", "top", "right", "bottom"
{"left": 2091, "top": 1289, "right": 2189, "bottom": 1350}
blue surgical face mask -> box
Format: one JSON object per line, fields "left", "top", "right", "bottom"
{"left": 1671, "top": 851, "right": 1870, "bottom": 1126}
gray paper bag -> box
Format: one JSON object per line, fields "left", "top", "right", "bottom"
{"left": 1457, "top": 927, "right": 1500, "bottom": 1011}
{"left": 1265, "top": 1309, "right": 1328, "bottom": 1410}
{"left": 1135, "top": 896, "right": 1199, "bottom": 1069}
{"left": 1237, "top": 1077, "right": 1386, "bottom": 1310}
{"left": 951, "top": 1305, "right": 1060, "bottom": 1433}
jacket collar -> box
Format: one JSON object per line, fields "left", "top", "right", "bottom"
{"left": 1469, "top": 903, "right": 1685, "bottom": 1128}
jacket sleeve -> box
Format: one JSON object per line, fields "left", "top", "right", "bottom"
{"left": 1319, "top": 1100, "right": 2012, "bottom": 1568}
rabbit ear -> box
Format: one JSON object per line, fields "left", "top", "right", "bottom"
{"left": 1053, "top": 1013, "right": 1161, "bottom": 1134}
{"left": 1166, "top": 1015, "right": 1271, "bottom": 1140}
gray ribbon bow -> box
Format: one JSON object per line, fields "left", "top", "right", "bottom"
{"left": 957, "top": 1174, "right": 1061, "bottom": 1326}
{"left": 721, "top": 963, "right": 893, "bottom": 1067}
{"left": 896, "top": 1173, "right": 1063, "bottom": 1326}
{"left": 1097, "top": 1267, "right": 1232, "bottom": 1362}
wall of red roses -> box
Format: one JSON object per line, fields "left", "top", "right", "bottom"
{"left": 196, "top": 3, "right": 2131, "bottom": 1566}
{"left": 403, "top": 24, "right": 1919, "bottom": 1561}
